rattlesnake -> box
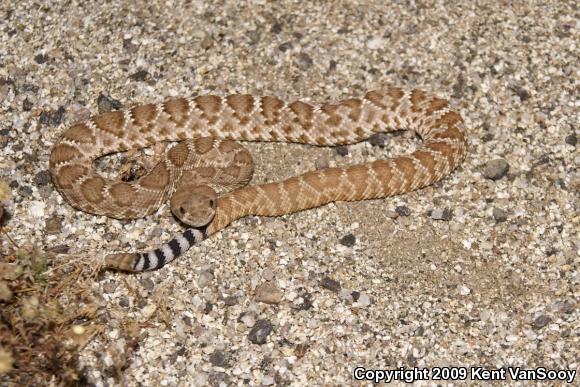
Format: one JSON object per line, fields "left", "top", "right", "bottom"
{"left": 49, "top": 87, "right": 467, "bottom": 272}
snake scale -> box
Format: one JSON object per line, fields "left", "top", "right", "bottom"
{"left": 49, "top": 87, "right": 467, "bottom": 272}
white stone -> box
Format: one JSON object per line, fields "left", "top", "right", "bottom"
{"left": 28, "top": 201, "right": 45, "bottom": 218}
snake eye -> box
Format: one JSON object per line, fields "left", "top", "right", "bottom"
{"left": 178, "top": 206, "right": 185, "bottom": 215}
{"left": 209, "top": 199, "right": 215, "bottom": 207}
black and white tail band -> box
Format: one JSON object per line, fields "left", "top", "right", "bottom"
{"left": 131, "top": 227, "right": 208, "bottom": 271}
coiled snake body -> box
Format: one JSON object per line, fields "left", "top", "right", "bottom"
{"left": 49, "top": 87, "right": 467, "bottom": 272}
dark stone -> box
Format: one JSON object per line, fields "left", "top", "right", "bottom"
{"left": 118, "top": 297, "right": 130, "bottom": 308}
{"left": 97, "top": 94, "right": 123, "bottom": 114}
{"left": 482, "top": 133, "right": 494, "bottom": 142}
{"left": 129, "top": 70, "right": 150, "bottom": 82}
{"left": 34, "top": 54, "right": 48, "bottom": 64}
{"left": 296, "top": 292, "right": 313, "bottom": 310}
{"left": 339, "top": 233, "right": 356, "bottom": 247}
{"left": 21, "top": 83, "right": 39, "bottom": 93}
{"left": 368, "top": 133, "right": 388, "bottom": 147}
{"left": 22, "top": 98, "right": 33, "bottom": 111}
{"left": 395, "top": 205, "right": 411, "bottom": 217}
{"left": 209, "top": 350, "right": 232, "bottom": 367}
{"left": 431, "top": 208, "right": 452, "bottom": 221}
{"left": 248, "top": 319, "right": 273, "bottom": 344}
{"left": 351, "top": 291, "right": 360, "bottom": 301}
{"left": 102, "top": 281, "right": 118, "bottom": 294}
{"left": 278, "top": 42, "right": 292, "bottom": 52}
{"left": 565, "top": 132, "right": 577, "bottom": 146}
{"left": 320, "top": 277, "right": 341, "bottom": 292}
{"left": 335, "top": 146, "right": 349, "bottom": 156}
{"left": 45, "top": 216, "right": 62, "bottom": 234}
{"left": 532, "top": 314, "right": 551, "bottom": 329}
{"left": 513, "top": 86, "right": 530, "bottom": 102}
{"left": 245, "top": 29, "right": 261, "bottom": 45}
{"left": 297, "top": 53, "right": 313, "bottom": 69}
{"left": 18, "top": 185, "right": 33, "bottom": 197}
{"left": 122, "top": 39, "right": 139, "bottom": 54}
{"left": 223, "top": 295, "right": 239, "bottom": 306}
{"left": 328, "top": 60, "right": 338, "bottom": 72}
{"left": 39, "top": 106, "right": 65, "bottom": 127}
{"left": 492, "top": 207, "right": 508, "bottom": 223}
{"left": 208, "top": 371, "right": 230, "bottom": 387}
{"left": 34, "top": 170, "right": 51, "bottom": 186}
{"left": 176, "top": 346, "right": 188, "bottom": 357}
{"left": 553, "top": 300, "right": 575, "bottom": 314}
{"left": 270, "top": 22, "right": 282, "bottom": 34}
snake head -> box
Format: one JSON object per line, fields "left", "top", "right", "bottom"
{"left": 170, "top": 185, "right": 217, "bottom": 227}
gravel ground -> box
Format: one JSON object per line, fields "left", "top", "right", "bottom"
{"left": 1, "top": 1, "right": 578, "bottom": 386}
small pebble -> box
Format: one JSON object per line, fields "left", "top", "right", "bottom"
{"left": 18, "top": 185, "right": 33, "bottom": 197}
{"left": 239, "top": 312, "right": 256, "bottom": 327}
{"left": 338, "top": 289, "right": 353, "bottom": 303}
{"left": 493, "top": 207, "right": 508, "bottom": 222}
{"left": 34, "top": 53, "right": 48, "bottom": 64}
{"left": 197, "top": 270, "right": 214, "bottom": 288}
{"left": 483, "top": 159, "right": 510, "bottom": 180}
{"left": 208, "top": 371, "right": 230, "bottom": 387}
{"left": 261, "top": 267, "right": 274, "bottom": 281}
{"left": 72, "top": 325, "right": 85, "bottom": 335}
{"left": 97, "top": 94, "right": 123, "bottom": 113}
{"left": 339, "top": 233, "right": 356, "bottom": 247}
{"left": 223, "top": 295, "right": 239, "bottom": 306}
{"left": 28, "top": 201, "right": 45, "bottom": 218}
{"left": 270, "top": 22, "right": 282, "bottom": 34}
{"left": 368, "top": 133, "right": 388, "bottom": 147}
{"left": 118, "top": 297, "right": 130, "bottom": 308}
{"left": 296, "top": 292, "right": 313, "bottom": 310}
{"left": 254, "top": 282, "right": 283, "bottom": 304}
{"left": 314, "top": 156, "right": 329, "bottom": 170}
{"left": 353, "top": 293, "right": 371, "bottom": 308}
{"left": 34, "top": 170, "right": 51, "bottom": 186}
{"left": 395, "top": 205, "right": 411, "bottom": 217}
{"left": 431, "top": 208, "right": 452, "bottom": 221}
{"left": 297, "top": 53, "right": 313, "bottom": 69}
{"left": 248, "top": 319, "right": 273, "bottom": 344}
{"left": 552, "top": 300, "right": 575, "bottom": 314}
{"left": 45, "top": 216, "right": 62, "bottom": 234}
{"left": 102, "top": 281, "right": 118, "bottom": 294}
{"left": 532, "top": 314, "right": 551, "bottom": 329}
{"left": 129, "top": 70, "right": 150, "bottom": 82}
{"left": 335, "top": 146, "right": 349, "bottom": 156}
{"left": 22, "top": 98, "right": 33, "bottom": 111}
{"left": 320, "top": 277, "right": 341, "bottom": 293}
{"left": 513, "top": 86, "right": 530, "bottom": 101}
{"left": 39, "top": 106, "right": 65, "bottom": 127}
{"left": 245, "top": 29, "right": 261, "bottom": 45}
{"left": 278, "top": 42, "right": 292, "bottom": 52}
{"left": 564, "top": 132, "right": 577, "bottom": 146}
{"left": 140, "top": 278, "right": 155, "bottom": 291}
{"left": 459, "top": 285, "right": 471, "bottom": 295}
{"left": 209, "top": 350, "right": 231, "bottom": 367}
